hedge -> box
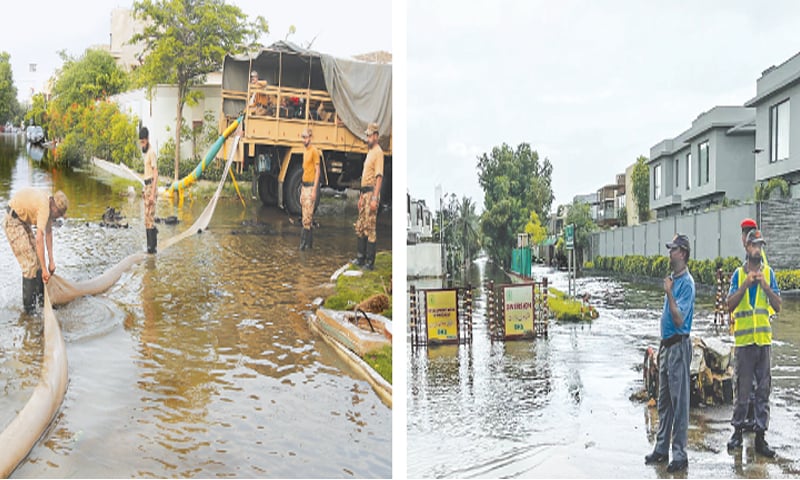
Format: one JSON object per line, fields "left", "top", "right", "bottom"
{"left": 589, "top": 255, "right": 800, "bottom": 290}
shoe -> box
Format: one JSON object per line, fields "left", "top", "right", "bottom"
{"left": 299, "top": 229, "right": 308, "bottom": 250}
{"left": 666, "top": 460, "right": 688, "bottom": 472}
{"left": 22, "top": 275, "right": 40, "bottom": 314}
{"left": 727, "top": 427, "right": 743, "bottom": 450}
{"left": 146, "top": 228, "right": 158, "bottom": 254}
{"left": 364, "top": 241, "right": 376, "bottom": 270}
{"left": 307, "top": 229, "right": 313, "bottom": 249}
{"left": 755, "top": 432, "right": 776, "bottom": 458}
{"left": 644, "top": 451, "right": 668, "bottom": 464}
{"left": 352, "top": 236, "right": 366, "bottom": 266}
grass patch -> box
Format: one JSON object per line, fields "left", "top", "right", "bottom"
{"left": 549, "top": 287, "right": 596, "bottom": 321}
{"left": 363, "top": 345, "right": 392, "bottom": 384}
{"left": 324, "top": 252, "right": 392, "bottom": 318}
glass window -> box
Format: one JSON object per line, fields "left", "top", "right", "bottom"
{"left": 699, "top": 141, "right": 709, "bottom": 185}
{"left": 653, "top": 164, "right": 662, "bottom": 200}
{"left": 674, "top": 159, "right": 679, "bottom": 189}
{"left": 770, "top": 99, "right": 790, "bottom": 163}
{"left": 685, "top": 153, "right": 692, "bottom": 190}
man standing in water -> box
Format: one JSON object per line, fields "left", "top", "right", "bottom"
{"left": 3, "top": 188, "right": 69, "bottom": 312}
{"left": 139, "top": 127, "right": 158, "bottom": 254}
{"left": 726, "top": 229, "right": 781, "bottom": 458}
{"left": 645, "top": 234, "right": 695, "bottom": 473}
{"left": 352, "top": 122, "right": 383, "bottom": 270}
{"left": 299, "top": 128, "right": 320, "bottom": 250}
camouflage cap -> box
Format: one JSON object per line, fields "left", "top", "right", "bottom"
{"left": 52, "top": 190, "right": 68, "bottom": 214}
{"left": 364, "top": 122, "right": 379, "bottom": 136}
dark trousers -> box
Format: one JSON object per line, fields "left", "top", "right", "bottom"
{"left": 654, "top": 336, "right": 691, "bottom": 463}
{"left": 731, "top": 344, "right": 771, "bottom": 432}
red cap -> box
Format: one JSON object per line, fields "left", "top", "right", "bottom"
{"left": 740, "top": 218, "right": 757, "bottom": 229}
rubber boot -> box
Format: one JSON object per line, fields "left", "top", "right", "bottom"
{"left": 22, "top": 276, "right": 39, "bottom": 314}
{"left": 299, "top": 229, "right": 308, "bottom": 250}
{"left": 34, "top": 269, "right": 44, "bottom": 308}
{"left": 364, "top": 241, "right": 376, "bottom": 271}
{"left": 755, "top": 431, "right": 776, "bottom": 458}
{"left": 352, "top": 236, "right": 367, "bottom": 266}
{"left": 146, "top": 228, "right": 158, "bottom": 254}
{"left": 727, "top": 427, "right": 743, "bottom": 450}
{"left": 307, "top": 228, "right": 313, "bottom": 249}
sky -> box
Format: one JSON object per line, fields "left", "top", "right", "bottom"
{"left": 0, "top": 0, "right": 391, "bottom": 103}
{"left": 407, "top": 0, "right": 800, "bottom": 213}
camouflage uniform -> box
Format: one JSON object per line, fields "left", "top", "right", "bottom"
{"left": 301, "top": 186, "right": 315, "bottom": 229}
{"left": 3, "top": 214, "right": 40, "bottom": 278}
{"left": 143, "top": 147, "right": 158, "bottom": 229}
{"left": 355, "top": 192, "right": 378, "bottom": 242}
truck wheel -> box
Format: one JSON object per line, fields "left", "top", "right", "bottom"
{"left": 258, "top": 173, "right": 278, "bottom": 206}
{"left": 285, "top": 166, "right": 321, "bottom": 215}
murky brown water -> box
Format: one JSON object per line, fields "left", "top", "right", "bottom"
{"left": 0, "top": 136, "right": 391, "bottom": 478}
{"left": 408, "top": 257, "right": 800, "bottom": 478}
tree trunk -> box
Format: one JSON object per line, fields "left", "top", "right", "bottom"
{"left": 174, "top": 83, "right": 185, "bottom": 183}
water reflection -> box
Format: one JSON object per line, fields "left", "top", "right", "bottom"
{"left": 0, "top": 136, "right": 391, "bottom": 478}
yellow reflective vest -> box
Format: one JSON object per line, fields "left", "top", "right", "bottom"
{"left": 732, "top": 265, "right": 773, "bottom": 346}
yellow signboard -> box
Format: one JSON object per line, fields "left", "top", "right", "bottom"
{"left": 503, "top": 284, "right": 534, "bottom": 338}
{"left": 425, "top": 289, "right": 458, "bottom": 344}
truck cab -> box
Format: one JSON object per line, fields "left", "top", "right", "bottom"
{"left": 219, "top": 41, "right": 392, "bottom": 214}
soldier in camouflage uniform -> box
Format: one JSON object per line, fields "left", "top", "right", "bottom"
{"left": 139, "top": 126, "right": 159, "bottom": 254}
{"left": 299, "top": 128, "right": 320, "bottom": 250}
{"left": 4, "top": 188, "right": 69, "bottom": 313}
{"left": 353, "top": 122, "right": 384, "bottom": 270}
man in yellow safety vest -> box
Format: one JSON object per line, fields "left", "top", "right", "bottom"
{"left": 725, "top": 229, "right": 781, "bottom": 457}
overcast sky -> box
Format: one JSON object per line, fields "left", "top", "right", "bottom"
{"left": 0, "top": 0, "right": 390, "bottom": 103}
{"left": 408, "top": 0, "right": 800, "bottom": 212}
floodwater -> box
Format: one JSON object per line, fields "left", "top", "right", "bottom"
{"left": 0, "top": 135, "right": 391, "bottom": 478}
{"left": 408, "top": 257, "right": 800, "bottom": 478}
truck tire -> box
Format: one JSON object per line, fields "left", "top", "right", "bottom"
{"left": 257, "top": 173, "right": 278, "bottom": 206}
{"left": 284, "top": 165, "right": 320, "bottom": 215}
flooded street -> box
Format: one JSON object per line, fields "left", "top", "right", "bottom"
{"left": 408, "top": 257, "right": 800, "bottom": 478}
{"left": 0, "top": 136, "right": 391, "bottom": 478}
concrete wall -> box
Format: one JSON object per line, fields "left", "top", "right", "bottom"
{"left": 592, "top": 203, "right": 757, "bottom": 261}
{"left": 407, "top": 243, "right": 443, "bottom": 278}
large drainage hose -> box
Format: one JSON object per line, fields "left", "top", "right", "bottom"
{"left": 0, "top": 289, "right": 68, "bottom": 478}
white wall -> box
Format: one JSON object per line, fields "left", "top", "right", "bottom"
{"left": 407, "top": 243, "right": 443, "bottom": 278}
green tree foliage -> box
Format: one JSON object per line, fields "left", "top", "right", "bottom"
{"left": 25, "top": 93, "right": 47, "bottom": 127}
{"left": 632, "top": 155, "right": 650, "bottom": 221}
{"left": 51, "top": 49, "right": 128, "bottom": 111}
{"left": 755, "top": 177, "right": 790, "bottom": 201}
{"left": 565, "top": 200, "right": 597, "bottom": 268}
{"left": 524, "top": 211, "right": 547, "bottom": 245}
{"left": 131, "top": 0, "right": 269, "bottom": 181}
{"left": 434, "top": 194, "right": 482, "bottom": 276}
{"left": 478, "top": 143, "right": 554, "bottom": 267}
{"left": 0, "top": 51, "right": 20, "bottom": 124}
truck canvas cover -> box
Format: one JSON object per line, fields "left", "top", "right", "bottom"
{"left": 223, "top": 41, "right": 392, "bottom": 143}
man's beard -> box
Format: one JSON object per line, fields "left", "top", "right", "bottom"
{"left": 142, "top": 144, "right": 149, "bottom": 154}
{"left": 747, "top": 251, "right": 761, "bottom": 263}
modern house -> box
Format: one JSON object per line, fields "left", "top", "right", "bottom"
{"left": 407, "top": 193, "right": 433, "bottom": 244}
{"left": 572, "top": 192, "right": 599, "bottom": 221}
{"left": 746, "top": 52, "right": 800, "bottom": 196}
{"left": 648, "top": 106, "right": 755, "bottom": 218}
{"left": 624, "top": 162, "right": 646, "bottom": 226}
{"left": 596, "top": 173, "right": 626, "bottom": 227}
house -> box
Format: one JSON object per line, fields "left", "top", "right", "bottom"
{"left": 407, "top": 193, "right": 433, "bottom": 244}
{"left": 649, "top": 106, "right": 755, "bottom": 218}
{"left": 624, "top": 163, "right": 644, "bottom": 226}
{"left": 596, "top": 173, "right": 626, "bottom": 227}
{"left": 573, "top": 192, "right": 599, "bottom": 221}
{"left": 745, "top": 52, "right": 800, "bottom": 196}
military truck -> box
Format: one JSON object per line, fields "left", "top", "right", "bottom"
{"left": 219, "top": 41, "right": 392, "bottom": 215}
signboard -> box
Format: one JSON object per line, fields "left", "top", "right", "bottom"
{"left": 425, "top": 289, "right": 459, "bottom": 344}
{"left": 503, "top": 284, "right": 535, "bottom": 338}
{"left": 565, "top": 224, "right": 575, "bottom": 250}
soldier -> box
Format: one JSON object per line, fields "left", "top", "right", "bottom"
{"left": 139, "top": 127, "right": 158, "bottom": 254}
{"left": 726, "top": 229, "right": 781, "bottom": 458}
{"left": 299, "top": 128, "right": 320, "bottom": 250}
{"left": 352, "top": 122, "right": 384, "bottom": 270}
{"left": 3, "top": 188, "right": 69, "bottom": 312}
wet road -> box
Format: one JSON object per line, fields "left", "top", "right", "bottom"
{"left": 408, "top": 257, "right": 800, "bottom": 478}
{"left": 0, "top": 136, "right": 391, "bottom": 478}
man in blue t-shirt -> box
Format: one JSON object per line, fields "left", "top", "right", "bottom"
{"left": 645, "top": 234, "right": 696, "bottom": 473}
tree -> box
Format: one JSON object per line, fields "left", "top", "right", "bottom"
{"left": 477, "top": 142, "right": 554, "bottom": 267}
{"left": 632, "top": 155, "right": 650, "bottom": 222}
{"left": 131, "top": 0, "right": 269, "bottom": 181}
{"left": 0, "top": 51, "right": 20, "bottom": 124}
{"left": 25, "top": 93, "right": 47, "bottom": 127}
{"left": 524, "top": 211, "right": 547, "bottom": 245}
{"left": 565, "top": 200, "right": 597, "bottom": 269}
{"left": 456, "top": 196, "right": 481, "bottom": 272}
{"left": 51, "top": 49, "right": 129, "bottom": 111}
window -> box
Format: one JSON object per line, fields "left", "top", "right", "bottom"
{"left": 674, "top": 159, "right": 679, "bottom": 189}
{"left": 770, "top": 99, "right": 790, "bottom": 163}
{"left": 698, "top": 141, "right": 709, "bottom": 185}
{"left": 653, "top": 164, "right": 662, "bottom": 200}
{"left": 685, "top": 153, "right": 692, "bottom": 190}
